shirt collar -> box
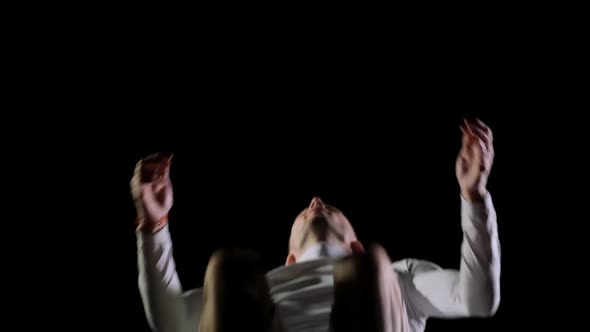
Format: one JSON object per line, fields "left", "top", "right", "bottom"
{"left": 297, "top": 242, "right": 350, "bottom": 263}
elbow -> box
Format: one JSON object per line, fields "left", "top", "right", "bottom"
{"left": 469, "top": 289, "right": 500, "bottom": 317}
{"left": 464, "top": 281, "right": 500, "bottom": 317}
{"left": 476, "top": 297, "right": 500, "bottom": 317}
{"left": 488, "top": 291, "right": 501, "bottom": 316}
{"left": 486, "top": 280, "right": 501, "bottom": 317}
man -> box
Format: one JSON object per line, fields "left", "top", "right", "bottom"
{"left": 132, "top": 119, "right": 500, "bottom": 332}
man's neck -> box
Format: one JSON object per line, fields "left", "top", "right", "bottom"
{"left": 298, "top": 242, "right": 350, "bottom": 263}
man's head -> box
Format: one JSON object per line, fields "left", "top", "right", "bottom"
{"left": 286, "top": 197, "right": 364, "bottom": 266}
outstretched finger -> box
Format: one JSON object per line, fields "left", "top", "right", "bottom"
{"left": 141, "top": 153, "right": 171, "bottom": 183}
{"left": 460, "top": 124, "right": 475, "bottom": 150}
{"left": 471, "top": 118, "right": 493, "bottom": 141}
{"left": 469, "top": 119, "right": 495, "bottom": 159}
{"left": 163, "top": 154, "right": 173, "bottom": 178}
{"left": 469, "top": 125, "right": 492, "bottom": 152}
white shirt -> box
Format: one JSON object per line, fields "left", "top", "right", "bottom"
{"left": 136, "top": 194, "right": 500, "bottom": 332}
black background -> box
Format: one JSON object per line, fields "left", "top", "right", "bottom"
{"left": 108, "top": 111, "right": 526, "bottom": 332}
{"left": 9, "top": 10, "right": 580, "bottom": 331}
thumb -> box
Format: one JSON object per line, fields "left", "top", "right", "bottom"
{"left": 164, "top": 180, "right": 173, "bottom": 209}
{"left": 139, "top": 183, "right": 157, "bottom": 206}
{"left": 141, "top": 183, "right": 163, "bottom": 211}
{"left": 154, "top": 179, "right": 174, "bottom": 211}
{"left": 140, "top": 184, "right": 169, "bottom": 222}
{"left": 350, "top": 241, "right": 365, "bottom": 254}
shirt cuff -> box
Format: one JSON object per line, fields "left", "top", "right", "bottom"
{"left": 461, "top": 191, "right": 493, "bottom": 228}
{"left": 136, "top": 214, "right": 169, "bottom": 233}
{"left": 136, "top": 223, "right": 171, "bottom": 247}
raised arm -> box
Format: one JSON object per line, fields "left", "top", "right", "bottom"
{"left": 402, "top": 119, "right": 500, "bottom": 318}
{"left": 131, "top": 154, "right": 202, "bottom": 332}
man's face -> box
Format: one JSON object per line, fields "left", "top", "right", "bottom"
{"left": 289, "top": 197, "right": 358, "bottom": 258}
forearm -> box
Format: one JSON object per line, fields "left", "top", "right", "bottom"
{"left": 408, "top": 119, "right": 500, "bottom": 318}
{"left": 408, "top": 193, "right": 501, "bottom": 318}
{"left": 458, "top": 192, "right": 501, "bottom": 316}
{"left": 137, "top": 224, "right": 185, "bottom": 331}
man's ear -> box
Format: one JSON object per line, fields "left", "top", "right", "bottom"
{"left": 285, "top": 252, "right": 297, "bottom": 266}
{"left": 350, "top": 240, "right": 365, "bottom": 254}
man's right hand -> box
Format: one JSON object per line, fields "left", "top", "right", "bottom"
{"left": 130, "top": 153, "right": 174, "bottom": 231}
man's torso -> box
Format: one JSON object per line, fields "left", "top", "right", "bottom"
{"left": 265, "top": 257, "right": 426, "bottom": 332}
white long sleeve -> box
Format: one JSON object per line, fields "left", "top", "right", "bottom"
{"left": 137, "top": 225, "right": 202, "bottom": 332}
{"left": 137, "top": 193, "right": 500, "bottom": 332}
{"left": 395, "top": 193, "right": 501, "bottom": 319}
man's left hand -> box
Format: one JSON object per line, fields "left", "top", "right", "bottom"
{"left": 455, "top": 118, "right": 495, "bottom": 202}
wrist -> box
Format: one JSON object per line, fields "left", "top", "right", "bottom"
{"left": 461, "top": 188, "right": 487, "bottom": 203}
{"left": 135, "top": 214, "right": 168, "bottom": 233}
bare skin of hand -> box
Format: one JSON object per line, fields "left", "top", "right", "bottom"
{"left": 130, "top": 153, "right": 174, "bottom": 225}
{"left": 456, "top": 119, "right": 494, "bottom": 202}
